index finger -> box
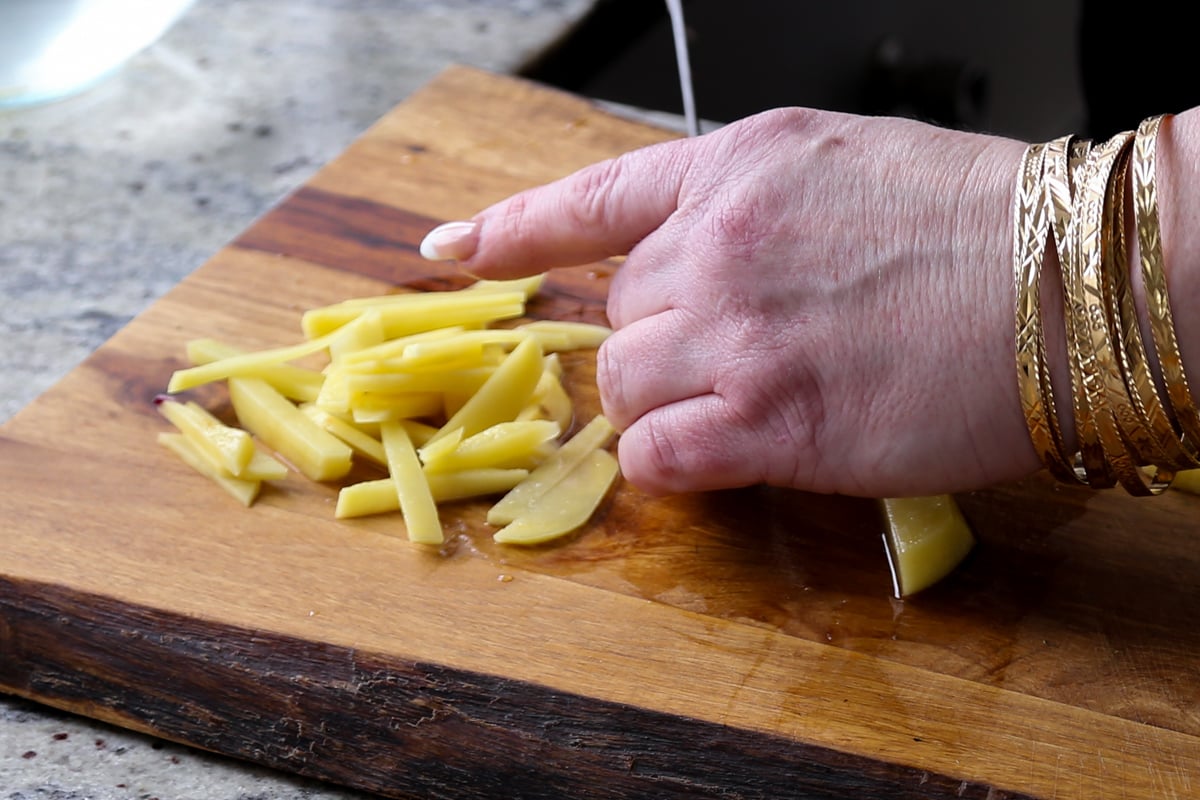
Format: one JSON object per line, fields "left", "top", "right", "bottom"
{"left": 419, "top": 139, "right": 690, "bottom": 278}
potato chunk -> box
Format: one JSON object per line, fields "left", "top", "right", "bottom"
{"left": 493, "top": 449, "right": 620, "bottom": 545}
{"left": 880, "top": 495, "right": 975, "bottom": 597}
{"left": 229, "top": 377, "right": 353, "bottom": 482}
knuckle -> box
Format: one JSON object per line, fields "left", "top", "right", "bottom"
{"left": 620, "top": 414, "right": 685, "bottom": 495}
{"left": 568, "top": 157, "right": 626, "bottom": 233}
{"left": 595, "top": 338, "right": 631, "bottom": 430}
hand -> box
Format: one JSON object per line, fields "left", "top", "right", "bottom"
{"left": 421, "top": 107, "right": 1038, "bottom": 497}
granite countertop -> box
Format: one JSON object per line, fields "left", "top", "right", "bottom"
{"left": 0, "top": 0, "right": 595, "bottom": 797}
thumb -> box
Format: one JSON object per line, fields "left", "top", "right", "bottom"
{"left": 419, "top": 140, "right": 689, "bottom": 278}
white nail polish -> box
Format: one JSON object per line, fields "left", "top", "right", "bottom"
{"left": 419, "top": 220, "right": 479, "bottom": 261}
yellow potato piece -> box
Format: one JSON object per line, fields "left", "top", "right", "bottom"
{"left": 1170, "top": 469, "right": 1200, "bottom": 494}
{"left": 428, "top": 336, "right": 544, "bottom": 445}
{"left": 302, "top": 290, "right": 526, "bottom": 339}
{"left": 493, "top": 449, "right": 619, "bottom": 545}
{"left": 880, "top": 495, "right": 975, "bottom": 597}
{"left": 186, "top": 339, "right": 324, "bottom": 403}
{"left": 336, "top": 469, "right": 530, "bottom": 518}
{"left": 301, "top": 405, "right": 387, "bottom": 467}
{"left": 157, "top": 399, "right": 254, "bottom": 476}
{"left": 229, "top": 377, "right": 353, "bottom": 482}
{"left": 345, "top": 367, "right": 495, "bottom": 396}
{"left": 516, "top": 320, "right": 612, "bottom": 350}
{"left": 167, "top": 327, "right": 342, "bottom": 393}
{"left": 420, "top": 420, "right": 561, "bottom": 474}
{"left": 380, "top": 421, "right": 443, "bottom": 544}
{"left": 335, "top": 326, "right": 467, "bottom": 369}
{"left": 524, "top": 366, "right": 574, "bottom": 430}
{"left": 327, "top": 308, "right": 385, "bottom": 362}
{"left": 350, "top": 392, "right": 443, "bottom": 424}
{"left": 488, "top": 414, "right": 616, "bottom": 526}
{"left": 463, "top": 274, "right": 546, "bottom": 299}
{"left": 158, "top": 432, "right": 260, "bottom": 507}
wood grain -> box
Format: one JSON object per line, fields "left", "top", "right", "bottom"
{"left": 2, "top": 65, "right": 1198, "bottom": 799}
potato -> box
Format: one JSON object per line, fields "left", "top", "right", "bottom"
{"left": 493, "top": 449, "right": 620, "bottom": 545}
{"left": 488, "top": 415, "right": 616, "bottom": 526}
{"left": 880, "top": 495, "right": 975, "bottom": 597}
{"left": 159, "top": 276, "right": 619, "bottom": 545}
{"left": 229, "top": 377, "right": 353, "bottom": 482}
{"left": 156, "top": 398, "right": 254, "bottom": 476}
{"left": 380, "top": 421, "right": 442, "bottom": 545}
{"left": 158, "top": 432, "right": 261, "bottom": 507}
{"left": 419, "top": 420, "right": 561, "bottom": 474}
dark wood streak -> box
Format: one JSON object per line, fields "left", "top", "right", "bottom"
{"left": 233, "top": 186, "right": 615, "bottom": 326}
{"left": 0, "top": 577, "right": 1037, "bottom": 800}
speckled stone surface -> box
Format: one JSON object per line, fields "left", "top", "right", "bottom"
{"left": 0, "top": 0, "right": 594, "bottom": 796}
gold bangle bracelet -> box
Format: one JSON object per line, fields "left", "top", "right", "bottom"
{"left": 1065, "top": 131, "right": 1172, "bottom": 494}
{"left": 1014, "top": 141, "right": 1081, "bottom": 482}
{"left": 1057, "top": 135, "right": 1118, "bottom": 488}
{"left": 1103, "top": 131, "right": 1198, "bottom": 472}
{"left": 1134, "top": 115, "right": 1200, "bottom": 448}
{"left": 1015, "top": 114, "right": 1196, "bottom": 493}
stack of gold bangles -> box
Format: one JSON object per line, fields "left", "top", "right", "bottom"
{"left": 1013, "top": 113, "right": 1199, "bottom": 495}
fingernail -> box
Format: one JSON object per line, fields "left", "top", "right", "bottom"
{"left": 419, "top": 221, "right": 479, "bottom": 261}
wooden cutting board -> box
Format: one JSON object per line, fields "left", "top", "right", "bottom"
{"left": 2, "top": 66, "right": 1198, "bottom": 800}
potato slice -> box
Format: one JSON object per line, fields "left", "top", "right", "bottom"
{"left": 493, "top": 449, "right": 619, "bottom": 545}
{"left": 420, "top": 420, "right": 561, "bottom": 474}
{"left": 516, "top": 320, "right": 612, "bottom": 350}
{"left": 229, "top": 377, "right": 353, "bottom": 482}
{"left": 158, "top": 432, "right": 260, "bottom": 507}
{"left": 301, "top": 404, "right": 387, "bottom": 467}
{"left": 488, "top": 414, "right": 616, "bottom": 525}
{"left": 186, "top": 339, "right": 324, "bottom": 403}
{"left": 880, "top": 495, "right": 975, "bottom": 597}
{"left": 463, "top": 274, "right": 546, "bottom": 299}
{"left": 335, "top": 469, "right": 530, "bottom": 518}
{"left": 302, "top": 290, "right": 526, "bottom": 339}
{"left": 156, "top": 398, "right": 254, "bottom": 476}
{"left": 1170, "top": 469, "right": 1200, "bottom": 495}
{"left": 168, "top": 328, "right": 342, "bottom": 393}
{"left": 380, "top": 421, "right": 443, "bottom": 544}
{"left": 428, "top": 336, "right": 544, "bottom": 445}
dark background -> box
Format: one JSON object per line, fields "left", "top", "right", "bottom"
{"left": 524, "top": 0, "right": 1197, "bottom": 142}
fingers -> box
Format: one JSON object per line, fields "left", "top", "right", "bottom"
{"left": 596, "top": 309, "right": 712, "bottom": 431}
{"left": 419, "top": 140, "right": 690, "bottom": 278}
{"left": 615, "top": 395, "right": 774, "bottom": 496}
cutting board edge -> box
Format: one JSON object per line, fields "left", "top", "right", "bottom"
{"left": 0, "top": 573, "right": 1044, "bottom": 800}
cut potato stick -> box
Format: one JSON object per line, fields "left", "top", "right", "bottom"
{"left": 335, "top": 326, "right": 467, "bottom": 368}
{"left": 880, "top": 495, "right": 975, "bottom": 597}
{"left": 380, "top": 421, "right": 443, "bottom": 544}
{"left": 302, "top": 290, "right": 526, "bottom": 339}
{"left": 301, "top": 405, "right": 387, "bottom": 467}
{"left": 428, "top": 336, "right": 544, "bottom": 444}
{"left": 516, "top": 320, "right": 612, "bottom": 350}
{"left": 327, "top": 308, "right": 385, "bottom": 362}
{"left": 420, "top": 420, "right": 561, "bottom": 474}
{"left": 168, "top": 327, "right": 343, "bottom": 393}
{"left": 350, "top": 392, "right": 443, "bottom": 424}
{"left": 463, "top": 274, "right": 546, "bottom": 299}
{"left": 229, "top": 377, "right": 353, "bottom": 482}
{"left": 488, "top": 414, "right": 616, "bottom": 525}
{"left": 186, "top": 339, "right": 324, "bottom": 403}
{"left": 156, "top": 398, "right": 254, "bottom": 476}
{"left": 493, "top": 449, "right": 619, "bottom": 545}
{"left": 344, "top": 367, "right": 495, "bottom": 396}
{"left": 158, "top": 432, "right": 261, "bottom": 507}
{"left": 336, "top": 469, "right": 530, "bottom": 518}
